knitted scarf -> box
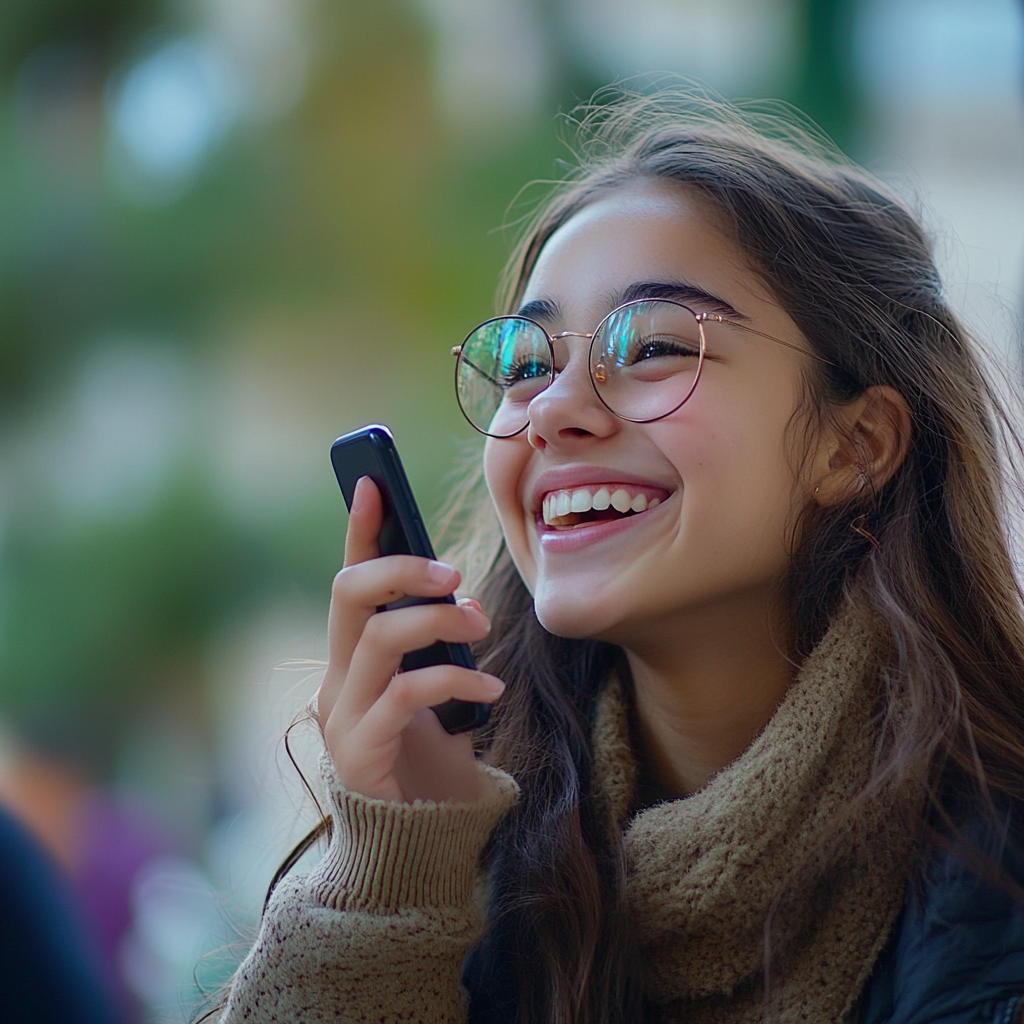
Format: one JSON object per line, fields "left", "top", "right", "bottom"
{"left": 591, "top": 600, "right": 923, "bottom": 1023}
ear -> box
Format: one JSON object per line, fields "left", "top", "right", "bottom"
{"left": 813, "top": 386, "right": 912, "bottom": 507}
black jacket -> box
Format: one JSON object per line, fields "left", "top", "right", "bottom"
{"left": 466, "top": 800, "right": 1024, "bottom": 1023}
{"left": 0, "top": 805, "right": 122, "bottom": 1024}
{"left": 860, "top": 806, "right": 1024, "bottom": 1024}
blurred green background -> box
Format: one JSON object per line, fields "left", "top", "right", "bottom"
{"left": 0, "top": 0, "right": 1020, "bottom": 1020}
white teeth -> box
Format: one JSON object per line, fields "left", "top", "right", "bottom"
{"left": 610, "top": 488, "right": 631, "bottom": 513}
{"left": 570, "top": 488, "right": 591, "bottom": 513}
{"left": 541, "top": 485, "right": 665, "bottom": 525}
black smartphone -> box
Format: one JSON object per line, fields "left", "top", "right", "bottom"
{"left": 330, "top": 424, "right": 492, "bottom": 735}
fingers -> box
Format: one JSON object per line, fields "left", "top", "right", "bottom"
{"left": 328, "top": 665, "right": 503, "bottom": 793}
{"left": 317, "top": 474, "right": 501, "bottom": 802}
{"left": 325, "top": 555, "right": 465, "bottom": 686}
{"left": 344, "top": 476, "right": 383, "bottom": 567}
{"left": 365, "top": 665, "right": 504, "bottom": 729}
{"left": 332, "top": 556, "right": 460, "bottom": 628}
{"left": 330, "top": 600, "right": 491, "bottom": 721}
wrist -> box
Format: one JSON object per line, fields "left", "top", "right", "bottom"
{"left": 308, "top": 754, "right": 518, "bottom": 913}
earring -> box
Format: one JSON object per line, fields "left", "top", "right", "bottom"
{"left": 850, "top": 514, "right": 880, "bottom": 548}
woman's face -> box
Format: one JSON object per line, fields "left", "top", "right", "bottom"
{"left": 483, "top": 181, "right": 817, "bottom": 648}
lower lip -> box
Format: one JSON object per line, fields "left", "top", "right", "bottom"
{"left": 535, "top": 495, "right": 673, "bottom": 553}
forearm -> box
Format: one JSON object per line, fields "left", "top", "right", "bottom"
{"left": 224, "top": 876, "right": 487, "bottom": 1022}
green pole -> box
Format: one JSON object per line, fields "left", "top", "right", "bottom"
{"left": 792, "top": 0, "right": 862, "bottom": 152}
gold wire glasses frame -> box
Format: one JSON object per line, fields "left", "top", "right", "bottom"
{"left": 451, "top": 297, "right": 827, "bottom": 439}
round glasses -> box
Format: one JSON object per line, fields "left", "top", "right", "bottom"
{"left": 453, "top": 297, "right": 826, "bottom": 438}
{"left": 454, "top": 298, "right": 719, "bottom": 438}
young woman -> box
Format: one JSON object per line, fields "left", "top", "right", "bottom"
{"left": 217, "top": 93, "right": 1024, "bottom": 1023}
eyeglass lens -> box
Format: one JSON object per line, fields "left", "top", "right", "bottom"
{"left": 455, "top": 299, "right": 704, "bottom": 437}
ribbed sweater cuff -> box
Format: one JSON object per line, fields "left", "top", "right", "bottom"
{"left": 307, "top": 754, "right": 518, "bottom": 913}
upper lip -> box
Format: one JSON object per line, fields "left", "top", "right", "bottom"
{"left": 528, "top": 464, "right": 675, "bottom": 514}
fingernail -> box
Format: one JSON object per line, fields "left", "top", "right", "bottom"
{"left": 462, "top": 604, "right": 491, "bottom": 633}
{"left": 426, "top": 560, "right": 458, "bottom": 585}
{"left": 481, "top": 674, "right": 505, "bottom": 695}
{"left": 351, "top": 476, "right": 369, "bottom": 513}
{"left": 457, "top": 597, "right": 483, "bottom": 613}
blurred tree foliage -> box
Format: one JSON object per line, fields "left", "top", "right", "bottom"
{"left": 0, "top": 0, "right": 567, "bottom": 779}
{"left": 0, "top": 0, "right": 160, "bottom": 75}
{"left": 0, "top": 0, "right": 860, "bottom": 790}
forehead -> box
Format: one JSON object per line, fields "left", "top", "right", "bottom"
{"left": 522, "top": 182, "right": 769, "bottom": 322}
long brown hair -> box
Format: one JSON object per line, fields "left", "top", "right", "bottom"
{"left": 449, "top": 88, "right": 1024, "bottom": 1022}
{"left": 207, "top": 88, "right": 1024, "bottom": 1024}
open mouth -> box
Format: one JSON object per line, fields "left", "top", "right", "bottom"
{"left": 541, "top": 485, "right": 668, "bottom": 530}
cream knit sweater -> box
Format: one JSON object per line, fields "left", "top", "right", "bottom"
{"left": 222, "top": 605, "right": 915, "bottom": 1023}
{"left": 222, "top": 758, "right": 519, "bottom": 1022}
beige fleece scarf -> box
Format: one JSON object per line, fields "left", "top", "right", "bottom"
{"left": 592, "top": 600, "right": 923, "bottom": 1023}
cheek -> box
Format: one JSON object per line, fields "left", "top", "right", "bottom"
{"left": 657, "top": 391, "right": 801, "bottom": 564}
{"left": 483, "top": 439, "right": 536, "bottom": 585}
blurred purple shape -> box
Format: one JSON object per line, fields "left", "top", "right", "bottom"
{"left": 74, "top": 793, "right": 173, "bottom": 1023}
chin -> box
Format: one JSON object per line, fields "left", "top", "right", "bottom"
{"left": 533, "top": 591, "right": 617, "bottom": 641}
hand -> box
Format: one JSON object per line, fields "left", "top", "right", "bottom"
{"left": 315, "top": 477, "right": 505, "bottom": 803}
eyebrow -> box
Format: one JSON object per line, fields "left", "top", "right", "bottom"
{"left": 516, "top": 297, "right": 561, "bottom": 323}
{"left": 612, "top": 281, "right": 749, "bottom": 319}
{"left": 515, "top": 281, "right": 748, "bottom": 325}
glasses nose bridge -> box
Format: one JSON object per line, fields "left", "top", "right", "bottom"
{"left": 549, "top": 329, "right": 594, "bottom": 342}
{"left": 546, "top": 329, "right": 595, "bottom": 378}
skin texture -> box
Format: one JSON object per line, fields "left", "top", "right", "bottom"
{"left": 318, "top": 179, "right": 911, "bottom": 802}
{"left": 484, "top": 181, "right": 910, "bottom": 795}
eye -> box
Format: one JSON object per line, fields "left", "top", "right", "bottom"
{"left": 629, "top": 334, "right": 700, "bottom": 363}
{"left": 499, "top": 354, "right": 551, "bottom": 390}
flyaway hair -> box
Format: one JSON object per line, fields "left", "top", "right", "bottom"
{"left": 216, "top": 83, "right": 1024, "bottom": 1024}
{"left": 447, "top": 83, "right": 1024, "bottom": 1023}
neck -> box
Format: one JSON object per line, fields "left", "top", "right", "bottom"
{"left": 623, "top": 584, "right": 794, "bottom": 796}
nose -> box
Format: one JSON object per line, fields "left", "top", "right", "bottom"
{"left": 526, "top": 337, "right": 618, "bottom": 450}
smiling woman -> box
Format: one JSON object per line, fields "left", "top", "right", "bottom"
{"left": 211, "top": 90, "right": 1024, "bottom": 1024}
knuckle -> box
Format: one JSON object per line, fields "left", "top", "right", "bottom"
{"left": 386, "top": 673, "right": 415, "bottom": 708}
{"left": 333, "top": 560, "right": 411, "bottom": 606}
{"left": 332, "top": 566, "right": 353, "bottom": 598}
{"left": 361, "top": 611, "right": 389, "bottom": 644}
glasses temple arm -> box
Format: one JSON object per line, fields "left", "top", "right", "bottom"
{"left": 702, "top": 315, "right": 833, "bottom": 366}
{"left": 454, "top": 349, "right": 505, "bottom": 388}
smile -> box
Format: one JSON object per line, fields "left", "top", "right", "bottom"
{"left": 541, "top": 484, "right": 667, "bottom": 529}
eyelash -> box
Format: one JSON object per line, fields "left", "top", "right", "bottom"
{"left": 629, "top": 336, "right": 700, "bottom": 362}
{"left": 500, "top": 356, "right": 551, "bottom": 386}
